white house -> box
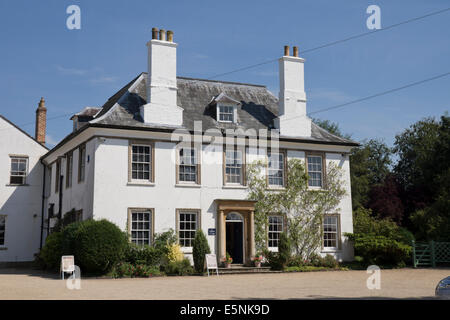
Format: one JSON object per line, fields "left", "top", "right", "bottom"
{"left": 0, "top": 100, "right": 48, "bottom": 263}
{"left": 6, "top": 28, "right": 359, "bottom": 265}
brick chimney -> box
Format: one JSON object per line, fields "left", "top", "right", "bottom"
{"left": 35, "top": 97, "right": 47, "bottom": 145}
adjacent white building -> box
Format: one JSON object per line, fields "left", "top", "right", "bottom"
{"left": 2, "top": 28, "right": 358, "bottom": 264}
{"left": 0, "top": 106, "right": 48, "bottom": 263}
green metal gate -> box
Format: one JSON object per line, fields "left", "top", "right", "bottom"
{"left": 412, "top": 241, "right": 450, "bottom": 267}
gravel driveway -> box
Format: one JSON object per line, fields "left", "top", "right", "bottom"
{"left": 0, "top": 268, "right": 448, "bottom": 299}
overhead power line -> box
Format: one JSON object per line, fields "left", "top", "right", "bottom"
{"left": 3, "top": 7, "right": 449, "bottom": 133}
{"left": 285, "top": 71, "right": 449, "bottom": 119}
{"left": 206, "top": 7, "right": 450, "bottom": 80}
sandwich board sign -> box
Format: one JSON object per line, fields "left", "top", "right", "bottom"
{"left": 205, "top": 254, "right": 219, "bottom": 276}
{"left": 60, "top": 255, "right": 75, "bottom": 280}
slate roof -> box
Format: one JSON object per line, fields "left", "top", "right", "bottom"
{"left": 70, "top": 107, "right": 101, "bottom": 120}
{"left": 86, "top": 72, "right": 358, "bottom": 146}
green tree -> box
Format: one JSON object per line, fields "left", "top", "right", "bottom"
{"left": 350, "top": 139, "right": 392, "bottom": 209}
{"left": 313, "top": 118, "right": 352, "bottom": 139}
{"left": 247, "top": 158, "right": 346, "bottom": 259}
{"left": 192, "top": 230, "right": 211, "bottom": 273}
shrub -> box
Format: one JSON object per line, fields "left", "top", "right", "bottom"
{"left": 263, "top": 233, "right": 291, "bottom": 270}
{"left": 166, "top": 243, "right": 184, "bottom": 263}
{"left": 351, "top": 234, "right": 412, "bottom": 266}
{"left": 322, "top": 254, "right": 339, "bottom": 268}
{"left": 165, "top": 258, "right": 193, "bottom": 276}
{"left": 110, "top": 262, "right": 161, "bottom": 278}
{"left": 154, "top": 229, "right": 177, "bottom": 253}
{"left": 278, "top": 232, "right": 291, "bottom": 268}
{"left": 347, "top": 207, "right": 413, "bottom": 267}
{"left": 124, "top": 243, "right": 163, "bottom": 267}
{"left": 61, "top": 219, "right": 129, "bottom": 274}
{"left": 192, "top": 230, "right": 211, "bottom": 273}
{"left": 36, "top": 231, "right": 63, "bottom": 270}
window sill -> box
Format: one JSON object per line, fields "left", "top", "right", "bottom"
{"left": 222, "top": 185, "right": 247, "bottom": 190}
{"left": 181, "top": 248, "right": 193, "bottom": 254}
{"left": 266, "top": 187, "right": 285, "bottom": 191}
{"left": 321, "top": 249, "right": 341, "bottom": 253}
{"left": 5, "top": 184, "right": 28, "bottom": 187}
{"left": 127, "top": 181, "right": 155, "bottom": 187}
{"left": 175, "top": 184, "right": 201, "bottom": 188}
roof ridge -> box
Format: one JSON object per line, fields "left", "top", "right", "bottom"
{"left": 141, "top": 72, "right": 266, "bottom": 88}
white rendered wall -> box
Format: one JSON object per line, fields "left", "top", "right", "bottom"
{"left": 45, "top": 137, "right": 96, "bottom": 228}
{"left": 87, "top": 134, "right": 353, "bottom": 261}
{"left": 0, "top": 117, "right": 47, "bottom": 262}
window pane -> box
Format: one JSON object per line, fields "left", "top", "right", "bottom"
{"left": 131, "top": 211, "right": 152, "bottom": 246}
{"left": 268, "top": 153, "right": 284, "bottom": 186}
{"left": 178, "top": 212, "right": 197, "bottom": 247}
{"left": 179, "top": 148, "right": 197, "bottom": 182}
{"left": 323, "top": 215, "right": 338, "bottom": 248}
{"left": 268, "top": 215, "right": 283, "bottom": 248}
{"left": 308, "top": 156, "right": 323, "bottom": 187}
{"left": 131, "top": 144, "right": 152, "bottom": 181}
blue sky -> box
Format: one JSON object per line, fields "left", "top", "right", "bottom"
{"left": 0, "top": 0, "right": 449, "bottom": 148}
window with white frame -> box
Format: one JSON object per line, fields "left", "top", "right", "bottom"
{"left": 66, "top": 152, "right": 73, "bottom": 188}
{"left": 268, "top": 215, "right": 283, "bottom": 248}
{"left": 323, "top": 215, "right": 339, "bottom": 249}
{"left": 307, "top": 155, "right": 323, "bottom": 187}
{"left": 131, "top": 144, "right": 152, "bottom": 181}
{"left": 178, "top": 211, "right": 198, "bottom": 247}
{"left": 218, "top": 105, "right": 234, "bottom": 122}
{"left": 130, "top": 210, "right": 152, "bottom": 245}
{"left": 268, "top": 152, "right": 284, "bottom": 187}
{"left": 178, "top": 147, "right": 198, "bottom": 183}
{"left": 225, "top": 148, "right": 243, "bottom": 184}
{"left": 0, "top": 216, "right": 5, "bottom": 246}
{"left": 10, "top": 157, "right": 28, "bottom": 185}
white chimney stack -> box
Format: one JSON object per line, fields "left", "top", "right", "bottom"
{"left": 140, "top": 27, "right": 183, "bottom": 126}
{"left": 274, "top": 45, "right": 311, "bottom": 137}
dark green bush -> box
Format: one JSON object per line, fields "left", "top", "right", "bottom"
{"left": 347, "top": 207, "right": 413, "bottom": 267}
{"left": 165, "top": 258, "right": 193, "bottom": 276}
{"left": 153, "top": 229, "right": 178, "bottom": 256}
{"left": 350, "top": 234, "right": 412, "bottom": 266}
{"left": 61, "top": 219, "right": 129, "bottom": 274}
{"left": 36, "top": 231, "right": 63, "bottom": 270}
{"left": 322, "top": 254, "right": 339, "bottom": 268}
{"left": 263, "top": 232, "right": 291, "bottom": 270}
{"left": 124, "top": 243, "right": 163, "bottom": 267}
{"left": 192, "top": 230, "right": 211, "bottom": 273}
{"left": 110, "top": 262, "right": 161, "bottom": 278}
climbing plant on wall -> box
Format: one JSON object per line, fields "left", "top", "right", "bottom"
{"left": 246, "top": 158, "right": 346, "bottom": 259}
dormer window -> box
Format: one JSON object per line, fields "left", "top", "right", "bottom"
{"left": 210, "top": 92, "right": 240, "bottom": 124}
{"left": 218, "top": 105, "right": 235, "bottom": 123}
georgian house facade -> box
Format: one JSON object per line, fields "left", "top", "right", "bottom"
{"left": 2, "top": 28, "right": 358, "bottom": 264}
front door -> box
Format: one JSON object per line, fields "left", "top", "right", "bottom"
{"left": 226, "top": 219, "right": 244, "bottom": 264}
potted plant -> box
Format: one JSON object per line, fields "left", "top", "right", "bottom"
{"left": 222, "top": 252, "right": 233, "bottom": 268}
{"left": 252, "top": 254, "right": 263, "bottom": 268}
